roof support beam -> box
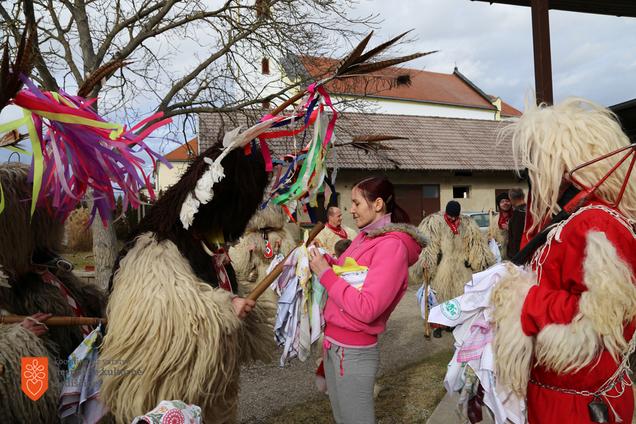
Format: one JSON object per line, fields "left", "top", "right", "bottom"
{"left": 531, "top": 0, "right": 554, "bottom": 105}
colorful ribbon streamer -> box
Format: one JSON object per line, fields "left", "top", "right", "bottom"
{"left": 0, "top": 77, "right": 170, "bottom": 223}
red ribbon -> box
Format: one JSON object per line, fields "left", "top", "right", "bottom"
{"left": 444, "top": 213, "right": 460, "bottom": 235}
{"left": 326, "top": 223, "right": 348, "bottom": 239}
{"left": 498, "top": 209, "right": 512, "bottom": 229}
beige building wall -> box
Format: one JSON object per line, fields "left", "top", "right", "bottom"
{"left": 155, "top": 161, "right": 190, "bottom": 193}
{"left": 326, "top": 170, "right": 525, "bottom": 228}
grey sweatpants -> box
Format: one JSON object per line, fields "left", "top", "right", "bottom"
{"left": 324, "top": 343, "right": 380, "bottom": 424}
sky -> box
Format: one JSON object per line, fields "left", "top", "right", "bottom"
{"left": 349, "top": 0, "right": 636, "bottom": 110}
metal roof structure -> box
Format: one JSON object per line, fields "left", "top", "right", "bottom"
{"left": 471, "top": 0, "right": 636, "bottom": 104}
{"left": 471, "top": 1, "right": 636, "bottom": 17}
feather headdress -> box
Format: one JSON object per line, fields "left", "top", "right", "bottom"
{"left": 177, "top": 31, "right": 435, "bottom": 227}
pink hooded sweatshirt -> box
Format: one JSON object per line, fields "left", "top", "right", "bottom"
{"left": 320, "top": 215, "right": 426, "bottom": 346}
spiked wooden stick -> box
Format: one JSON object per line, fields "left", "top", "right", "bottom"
{"left": 423, "top": 268, "right": 432, "bottom": 339}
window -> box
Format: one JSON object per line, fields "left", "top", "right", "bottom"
{"left": 261, "top": 57, "right": 270, "bottom": 75}
{"left": 422, "top": 184, "right": 439, "bottom": 198}
{"left": 471, "top": 213, "right": 489, "bottom": 228}
{"left": 453, "top": 186, "right": 470, "bottom": 199}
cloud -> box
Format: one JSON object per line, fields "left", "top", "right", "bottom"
{"left": 351, "top": 0, "right": 636, "bottom": 110}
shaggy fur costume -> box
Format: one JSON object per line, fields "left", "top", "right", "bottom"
{"left": 230, "top": 204, "right": 296, "bottom": 303}
{"left": 0, "top": 164, "right": 64, "bottom": 277}
{"left": 488, "top": 212, "right": 509, "bottom": 260}
{"left": 499, "top": 98, "right": 636, "bottom": 423}
{"left": 103, "top": 233, "right": 274, "bottom": 423}
{"left": 0, "top": 324, "right": 61, "bottom": 423}
{"left": 314, "top": 224, "right": 357, "bottom": 255}
{"left": 411, "top": 212, "right": 494, "bottom": 302}
{"left": 0, "top": 164, "right": 106, "bottom": 423}
{"left": 103, "top": 143, "right": 274, "bottom": 423}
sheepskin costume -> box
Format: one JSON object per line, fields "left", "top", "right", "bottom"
{"left": 229, "top": 204, "right": 297, "bottom": 291}
{"left": 492, "top": 98, "right": 636, "bottom": 424}
{"left": 314, "top": 223, "right": 357, "bottom": 256}
{"left": 0, "top": 164, "right": 106, "bottom": 424}
{"left": 411, "top": 212, "right": 494, "bottom": 302}
{"left": 102, "top": 142, "right": 275, "bottom": 424}
{"left": 488, "top": 211, "right": 509, "bottom": 260}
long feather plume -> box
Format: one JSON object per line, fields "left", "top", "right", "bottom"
{"left": 355, "top": 30, "right": 412, "bottom": 65}
{"left": 335, "top": 31, "right": 374, "bottom": 76}
{"left": 78, "top": 59, "right": 130, "bottom": 98}
{"left": 332, "top": 29, "right": 437, "bottom": 80}
{"left": 0, "top": 21, "right": 36, "bottom": 110}
{"left": 342, "top": 52, "right": 437, "bottom": 76}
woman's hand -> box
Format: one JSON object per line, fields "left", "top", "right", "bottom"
{"left": 20, "top": 312, "right": 52, "bottom": 337}
{"left": 309, "top": 247, "right": 330, "bottom": 276}
{"left": 232, "top": 296, "right": 255, "bottom": 319}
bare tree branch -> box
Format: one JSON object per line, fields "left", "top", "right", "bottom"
{"left": 0, "top": 2, "right": 59, "bottom": 90}
{"left": 72, "top": 0, "right": 97, "bottom": 73}
{"left": 45, "top": 0, "right": 83, "bottom": 83}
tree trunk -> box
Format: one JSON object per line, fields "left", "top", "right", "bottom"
{"left": 89, "top": 195, "right": 118, "bottom": 291}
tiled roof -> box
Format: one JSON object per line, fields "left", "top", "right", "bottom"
{"left": 285, "top": 56, "right": 499, "bottom": 111}
{"left": 198, "top": 111, "right": 517, "bottom": 171}
{"left": 163, "top": 138, "right": 198, "bottom": 161}
{"left": 501, "top": 101, "right": 522, "bottom": 117}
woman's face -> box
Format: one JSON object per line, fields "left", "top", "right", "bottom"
{"left": 351, "top": 187, "right": 383, "bottom": 228}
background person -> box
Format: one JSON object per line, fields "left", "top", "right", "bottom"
{"left": 412, "top": 200, "right": 495, "bottom": 335}
{"left": 506, "top": 187, "right": 527, "bottom": 259}
{"left": 314, "top": 206, "right": 357, "bottom": 255}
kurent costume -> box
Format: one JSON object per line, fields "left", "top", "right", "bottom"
{"left": 0, "top": 164, "right": 106, "bottom": 423}
{"left": 491, "top": 98, "right": 636, "bottom": 423}
{"left": 489, "top": 193, "right": 512, "bottom": 260}
{"left": 314, "top": 222, "right": 357, "bottom": 255}
{"left": 102, "top": 143, "right": 275, "bottom": 423}
{"left": 413, "top": 209, "right": 495, "bottom": 303}
{"left": 230, "top": 204, "right": 296, "bottom": 292}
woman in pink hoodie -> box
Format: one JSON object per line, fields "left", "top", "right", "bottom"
{"left": 309, "top": 176, "right": 427, "bottom": 424}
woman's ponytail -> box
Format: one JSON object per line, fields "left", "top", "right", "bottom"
{"left": 354, "top": 176, "right": 411, "bottom": 224}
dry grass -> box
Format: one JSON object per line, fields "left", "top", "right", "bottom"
{"left": 66, "top": 208, "right": 93, "bottom": 251}
{"left": 263, "top": 349, "right": 453, "bottom": 424}
{"left": 63, "top": 251, "right": 95, "bottom": 270}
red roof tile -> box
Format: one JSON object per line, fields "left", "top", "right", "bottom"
{"left": 298, "top": 56, "right": 497, "bottom": 111}
{"left": 501, "top": 100, "right": 521, "bottom": 117}
{"left": 164, "top": 138, "right": 198, "bottom": 161}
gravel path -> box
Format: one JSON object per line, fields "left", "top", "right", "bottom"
{"left": 238, "top": 285, "right": 454, "bottom": 423}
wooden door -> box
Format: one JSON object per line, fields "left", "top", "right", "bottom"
{"left": 394, "top": 184, "right": 440, "bottom": 224}
{"left": 422, "top": 184, "right": 440, "bottom": 217}
{"left": 394, "top": 184, "right": 422, "bottom": 224}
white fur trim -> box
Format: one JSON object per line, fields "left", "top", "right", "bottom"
{"left": 222, "top": 126, "right": 242, "bottom": 148}
{"left": 179, "top": 193, "right": 200, "bottom": 229}
{"left": 535, "top": 231, "right": 636, "bottom": 373}
{"left": 179, "top": 119, "right": 278, "bottom": 230}
{"left": 491, "top": 263, "right": 536, "bottom": 397}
